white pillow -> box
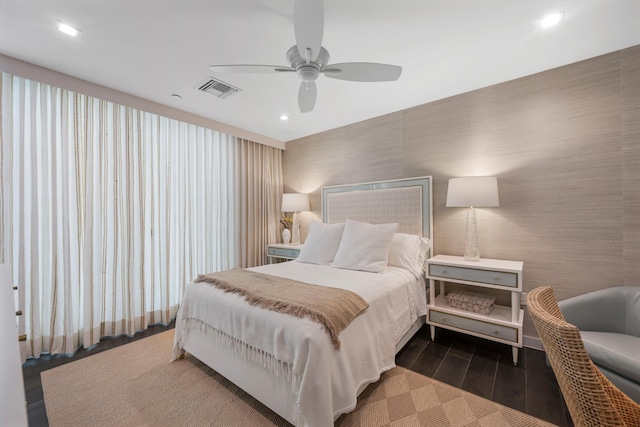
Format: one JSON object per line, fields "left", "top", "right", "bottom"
{"left": 388, "top": 233, "right": 431, "bottom": 278}
{"left": 331, "top": 219, "right": 398, "bottom": 273}
{"left": 296, "top": 222, "right": 345, "bottom": 265}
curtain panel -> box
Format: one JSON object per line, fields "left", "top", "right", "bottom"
{"left": 0, "top": 73, "right": 282, "bottom": 360}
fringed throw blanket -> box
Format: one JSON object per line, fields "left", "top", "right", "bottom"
{"left": 194, "top": 268, "right": 369, "bottom": 349}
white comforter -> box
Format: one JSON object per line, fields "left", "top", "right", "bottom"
{"left": 173, "top": 261, "right": 427, "bottom": 426}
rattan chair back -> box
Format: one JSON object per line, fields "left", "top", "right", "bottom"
{"left": 527, "top": 286, "right": 640, "bottom": 427}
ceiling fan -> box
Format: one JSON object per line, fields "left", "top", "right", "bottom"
{"left": 209, "top": 0, "right": 402, "bottom": 113}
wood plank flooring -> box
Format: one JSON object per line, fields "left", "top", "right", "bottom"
{"left": 23, "top": 322, "right": 573, "bottom": 426}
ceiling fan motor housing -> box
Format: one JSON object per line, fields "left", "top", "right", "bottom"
{"left": 287, "top": 45, "right": 329, "bottom": 82}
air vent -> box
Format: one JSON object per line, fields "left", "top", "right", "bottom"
{"left": 196, "top": 77, "right": 241, "bottom": 99}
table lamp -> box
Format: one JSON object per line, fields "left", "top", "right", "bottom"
{"left": 281, "top": 193, "right": 309, "bottom": 245}
{"left": 446, "top": 177, "right": 499, "bottom": 261}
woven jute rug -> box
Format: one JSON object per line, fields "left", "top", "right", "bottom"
{"left": 42, "top": 330, "right": 556, "bottom": 426}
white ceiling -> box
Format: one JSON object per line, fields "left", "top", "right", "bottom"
{"left": 1, "top": 1, "right": 639, "bottom": 143}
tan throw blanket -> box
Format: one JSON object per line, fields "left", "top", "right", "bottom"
{"left": 194, "top": 268, "right": 369, "bottom": 349}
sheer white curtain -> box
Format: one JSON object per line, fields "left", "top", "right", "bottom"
{"left": 0, "top": 73, "right": 282, "bottom": 360}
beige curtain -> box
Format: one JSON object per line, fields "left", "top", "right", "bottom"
{"left": 234, "top": 139, "right": 282, "bottom": 267}
{"left": 0, "top": 73, "right": 282, "bottom": 360}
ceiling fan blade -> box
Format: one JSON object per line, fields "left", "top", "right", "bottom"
{"left": 294, "top": 0, "right": 324, "bottom": 63}
{"left": 209, "top": 65, "right": 294, "bottom": 73}
{"left": 323, "top": 63, "right": 402, "bottom": 82}
{"left": 298, "top": 81, "right": 317, "bottom": 113}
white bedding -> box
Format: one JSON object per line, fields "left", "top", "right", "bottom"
{"left": 173, "top": 261, "right": 427, "bottom": 426}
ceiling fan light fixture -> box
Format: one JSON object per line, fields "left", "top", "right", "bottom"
{"left": 297, "top": 65, "right": 320, "bottom": 81}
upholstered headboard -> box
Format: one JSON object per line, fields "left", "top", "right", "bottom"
{"left": 321, "top": 176, "right": 433, "bottom": 241}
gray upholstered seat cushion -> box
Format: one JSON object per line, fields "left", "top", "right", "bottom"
{"left": 581, "top": 331, "right": 640, "bottom": 383}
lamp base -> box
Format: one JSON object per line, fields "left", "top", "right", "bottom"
{"left": 464, "top": 254, "right": 480, "bottom": 262}
{"left": 291, "top": 212, "right": 301, "bottom": 245}
{"left": 464, "top": 207, "right": 480, "bottom": 262}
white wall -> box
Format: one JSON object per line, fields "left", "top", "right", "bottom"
{"left": 0, "top": 264, "right": 28, "bottom": 427}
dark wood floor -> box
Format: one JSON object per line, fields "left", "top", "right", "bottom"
{"left": 23, "top": 322, "right": 573, "bottom": 427}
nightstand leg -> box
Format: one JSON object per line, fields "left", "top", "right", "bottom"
{"left": 512, "top": 346, "right": 519, "bottom": 366}
{"left": 430, "top": 325, "right": 436, "bottom": 341}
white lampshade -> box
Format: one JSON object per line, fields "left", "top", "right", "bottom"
{"left": 281, "top": 193, "right": 309, "bottom": 213}
{"left": 446, "top": 177, "right": 499, "bottom": 208}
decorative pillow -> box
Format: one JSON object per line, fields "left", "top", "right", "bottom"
{"left": 296, "top": 222, "right": 345, "bottom": 265}
{"left": 331, "top": 219, "right": 398, "bottom": 273}
{"left": 388, "top": 233, "right": 431, "bottom": 278}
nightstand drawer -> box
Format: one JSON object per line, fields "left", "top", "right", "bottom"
{"left": 267, "top": 246, "right": 300, "bottom": 259}
{"left": 429, "top": 309, "right": 518, "bottom": 343}
{"left": 428, "top": 264, "right": 518, "bottom": 288}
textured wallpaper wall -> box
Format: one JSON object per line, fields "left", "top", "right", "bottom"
{"left": 283, "top": 46, "right": 639, "bottom": 343}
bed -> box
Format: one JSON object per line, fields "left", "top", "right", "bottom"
{"left": 172, "top": 176, "right": 433, "bottom": 426}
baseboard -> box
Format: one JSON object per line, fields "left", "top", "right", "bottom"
{"left": 523, "top": 336, "right": 544, "bottom": 351}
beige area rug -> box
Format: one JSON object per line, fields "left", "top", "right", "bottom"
{"left": 42, "top": 330, "right": 556, "bottom": 427}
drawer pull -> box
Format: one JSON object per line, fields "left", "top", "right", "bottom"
{"left": 16, "top": 310, "right": 22, "bottom": 316}
{"left": 494, "top": 330, "right": 500, "bottom": 336}
{"left": 494, "top": 277, "right": 501, "bottom": 281}
{"left": 19, "top": 334, "right": 27, "bottom": 342}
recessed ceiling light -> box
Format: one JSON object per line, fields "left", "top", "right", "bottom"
{"left": 280, "top": 115, "right": 290, "bottom": 121}
{"left": 540, "top": 11, "right": 564, "bottom": 29}
{"left": 58, "top": 22, "right": 79, "bottom": 36}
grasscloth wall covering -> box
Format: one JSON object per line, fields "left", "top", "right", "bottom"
{"left": 283, "top": 46, "right": 640, "bottom": 343}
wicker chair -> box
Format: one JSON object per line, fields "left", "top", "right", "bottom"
{"left": 527, "top": 286, "right": 640, "bottom": 427}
